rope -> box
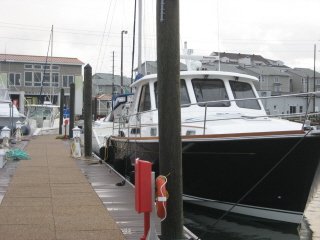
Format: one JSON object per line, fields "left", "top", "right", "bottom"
{"left": 159, "top": 175, "right": 168, "bottom": 222}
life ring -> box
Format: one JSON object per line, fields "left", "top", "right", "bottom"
{"left": 156, "top": 175, "right": 168, "bottom": 220}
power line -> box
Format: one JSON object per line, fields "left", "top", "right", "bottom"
{"left": 99, "top": 1, "right": 118, "bottom": 73}
{"left": 95, "top": 0, "right": 114, "bottom": 73}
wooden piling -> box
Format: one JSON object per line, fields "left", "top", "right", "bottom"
{"left": 84, "top": 64, "right": 92, "bottom": 157}
{"left": 59, "top": 88, "right": 64, "bottom": 135}
{"left": 69, "top": 83, "right": 75, "bottom": 138}
{"left": 156, "top": 0, "right": 184, "bottom": 239}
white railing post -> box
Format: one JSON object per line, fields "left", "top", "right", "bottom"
{"left": 16, "top": 121, "right": 22, "bottom": 142}
{"left": 71, "top": 126, "right": 82, "bottom": 158}
{"left": 203, "top": 103, "right": 208, "bottom": 135}
{"left": 1, "top": 126, "right": 11, "bottom": 148}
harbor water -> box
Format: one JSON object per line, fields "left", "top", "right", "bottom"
{"left": 184, "top": 186, "right": 320, "bottom": 240}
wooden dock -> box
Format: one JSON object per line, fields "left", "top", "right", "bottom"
{"left": 0, "top": 135, "right": 125, "bottom": 240}
{"left": 0, "top": 135, "right": 198, "bottom": 239}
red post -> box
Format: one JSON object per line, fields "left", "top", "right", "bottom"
{"left": 142, "top": 212, "right": 150, "bottom": 240}
{"left": 135, "top": 159, "right": 152, "bottom": 240}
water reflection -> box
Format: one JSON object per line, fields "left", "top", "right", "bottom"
{"left": 184, "top": 203, "right": 310, "bottom": 240}
{"left": 304, "top": 186, "right": 320, "bottom": 240}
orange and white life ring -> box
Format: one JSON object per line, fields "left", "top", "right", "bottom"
{"left": 156, "top": 175, "right": 168, "bottom": 220}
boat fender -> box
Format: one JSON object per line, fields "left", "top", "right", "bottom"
{"left": 156, "top": 175, "right": 168, "bottom": 221}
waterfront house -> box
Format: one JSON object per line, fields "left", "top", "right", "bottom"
{"left": 0, "top": 53, "right": 83, "bottom": 114}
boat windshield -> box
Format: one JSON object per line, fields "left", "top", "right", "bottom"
{"left": 192, "top": 79, "right": 230, "bottom": 107}
{"left": 229, "top": 80, "right": 261, "bottom": 110}
{"left": 28, "top": 106, "right": 53, "bottom": 119}
{"left": 154, "top": 79, "right": 190, "bottom": 108}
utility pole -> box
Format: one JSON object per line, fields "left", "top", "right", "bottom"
{"left": 157, "top": 0, "right": 184, "bottom": 239}
{"left": 112, "top": 51, "right": 115, "bottom": 95}
{"left": 121, "top": 30, "right": 128, "bottom": 94}
{"left": 314, "top": 44, "right": 316, "bottom": 112}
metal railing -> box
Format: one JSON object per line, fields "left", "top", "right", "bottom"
{"left": 104, "top": 91, "right": 320, "bottom": 138}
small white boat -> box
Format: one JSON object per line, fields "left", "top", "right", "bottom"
{"left": 92, "top": 94, "right": 133, "bottom": 155}
{"left": 26, "top": 101, "right": 61, "bottom": 135}
{"left": 0, "top": 84, "right": 28, "bottom": 135}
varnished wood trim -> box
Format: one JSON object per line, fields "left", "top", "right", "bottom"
{"left": 111, "top": 130, "right": 306, "bottom": 141}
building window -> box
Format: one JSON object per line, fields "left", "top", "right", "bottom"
{"left": 9, "top": 73, "right": 21, "bottom": 86}
{"left": 299, "top": 106, "right": 303, "bottom": 113}
{"left": 290, "top": 106, "right": 296, "bottom": 114}
{"left": 34, "top": 65, "right": 42, "bottom": 70}
{"left": 43, "top": 73, "right": 50, "bottom": 86}
{"left": 24, "top": 64, "right": 33, "bottom": 69}
{"left": 34, "top": 72, "right": 42, "bottom": 86}
{"left": 43, "top": 65, "right": 50, "bottom": 70}
{"left": 52, "top": 73, "right": 59, "bottom": 87}
{"left": 274, "top": 77, "right": 279, "bottom": 83}
{"left": 25, "top": 72, "right": 33, "bottom": 86}
{"left": 63, "top": 75, "right": 74, "bottom": 87}
{"left": 274, "top": 85, "right": 281, "bottom": 92}
{"left": 52, "top": 65, "right": 60, "bottom": 71}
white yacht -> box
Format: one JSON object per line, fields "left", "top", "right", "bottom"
{"left": 100, "top": 70, "right": 320, "bottom": 224}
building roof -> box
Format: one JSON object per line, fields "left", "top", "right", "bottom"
{"left": 134, "top": 61, "right": 188, "bottom": 72}
{"left": 93, "top": 73, "right": 131, "bottom": 86}
{"left": 244, "top": 65, "right": 290, "bottom": 77}
{"left": 210, "top": 52, "right": 271, "bottom": 65}
{"left": 202, "top": 63, "right": 249, "bottom": 75}
{"left": 0, "top": 53, "right": 83, "bottom": 65}
{"left": 286, "top": 68, "right": 320, "bottom": 78}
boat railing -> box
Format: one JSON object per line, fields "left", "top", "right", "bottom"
{"left": 110, "top": 91, "right": 320, "bottom": 137}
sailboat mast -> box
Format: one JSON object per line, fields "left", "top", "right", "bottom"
{"left": 50, "top": 25, "right": 53, "bottom": 103}
{"left": 138, "top": 0, "right": 142, "bottom": 74}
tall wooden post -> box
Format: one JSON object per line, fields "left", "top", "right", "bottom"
{"left": 84, "top": 64, "right": 92, "bottom": 157}
{"left": 157, "top": 0, "right": 184, "bottom": 239}
{"left": 69, "top": 83, "right": 75, "bottom": 138}
{"left": 59, "top": 88, "right": 64, "bottom": 135}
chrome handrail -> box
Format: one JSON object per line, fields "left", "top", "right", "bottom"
{"left": 107, "top": 91, "right": 320, "bottom": 137}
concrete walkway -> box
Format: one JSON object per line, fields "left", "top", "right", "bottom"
{"left": 0, "top": 135, "right": 125, "bottom": 240}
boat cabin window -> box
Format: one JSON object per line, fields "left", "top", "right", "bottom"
{"left": 138, "top": 84, "right": 151, "bottom": 112}
{"left": 229, "top": 80, "right": 261, "bottom": 110}
{"left": 154, "top": 79, "right": 190, "bottom": 108}
{"left": 28, "top": 106, "right": 52, "bottom": 119}
{"left": 192, "top": 79, "right": 230, "bottom": 107}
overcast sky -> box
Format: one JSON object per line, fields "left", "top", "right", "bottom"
{"left": 1, "top": 0, "right": 320, "bottom": 76}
